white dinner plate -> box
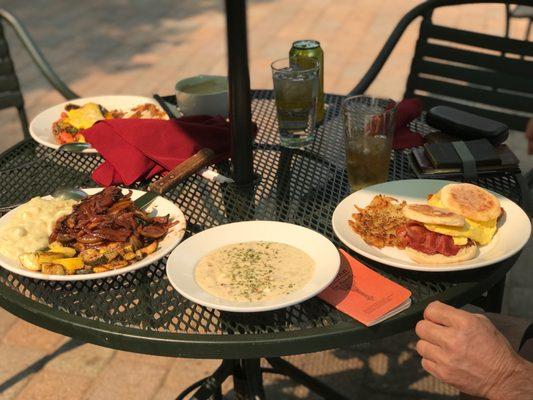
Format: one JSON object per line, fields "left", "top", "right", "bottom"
{"left": 29, "top": 95, "right": 165, "bottom": 154}
{"left": 332, "top": 179, "right": 531, "bottom": 272}
{"left": 0, "top": 188, "right": 186, "bottom": 281}
{"left": 166, "top": 221, "right": 341, "bottom": 312}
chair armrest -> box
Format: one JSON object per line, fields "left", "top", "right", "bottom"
{"left": 0, "top": 9, "right": 79, "bottom": 100}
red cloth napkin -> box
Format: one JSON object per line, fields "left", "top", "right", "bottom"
{"left": 83, "top": 116, "right": 231, "bottom": 186}
{"left": 393, "top": 98, "right": 424, "bottom": 149}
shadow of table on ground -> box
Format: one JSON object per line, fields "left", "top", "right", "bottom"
{"left": 257, "top": 330, "right": 458, "bottom": 400}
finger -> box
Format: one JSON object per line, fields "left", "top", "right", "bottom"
{"left": 415, "top": 320, "right": 449, "bottom": 346}
{"left": 415, "top": 339, "right": 446, "bottom": 362}
{"left": 423, "top": 301, "right": 455, "bottom": 326}
{"left": 424, "top": 301, "right": 470, "bottom": 327}
{"left": 421, "top": 358, "right": 441, "bottom": 379}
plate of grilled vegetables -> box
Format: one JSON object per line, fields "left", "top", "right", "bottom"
{"left": 0, "top": 187, "right": 186, "bottom": 280}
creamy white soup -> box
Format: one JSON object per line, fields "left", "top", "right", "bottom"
{"left": 0, "top": 197, "right": 77, "bottom": 260}
{"left": 195, "top": 241, "right": 315, "bottom": 303}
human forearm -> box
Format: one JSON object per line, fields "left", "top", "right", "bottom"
{"left": 489, "top": 357, "right": 533, "bottom": 400}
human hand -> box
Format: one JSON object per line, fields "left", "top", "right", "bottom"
{"left": 415, "top": 301, "right": 525, "bottom": 399}
{"left": 526, "top": 118, "right": 533, "bottom": 155}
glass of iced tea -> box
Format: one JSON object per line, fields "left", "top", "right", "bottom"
{"left": 342, "top": 96, "right": 396, "bottom": 192}
{"left": 271, "top": 57, "right": 319, "bottom": 148}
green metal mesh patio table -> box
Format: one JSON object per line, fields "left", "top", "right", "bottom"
{"left": 0, "top": 91, "right": 524, "bottom": 399}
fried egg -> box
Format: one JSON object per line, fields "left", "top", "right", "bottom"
{"left": 424, "top": 193, "right": 497, "bottom": 246}
{"left": 65, "top": 103, "right": 105, "bottom": 130}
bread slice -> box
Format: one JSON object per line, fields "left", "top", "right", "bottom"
{"left": 405, "top": 244, "right": 477, "bottom": 264}
{"left": 440, "top": 183, "right": 500, "bottom": 222}
{"left": 402, "top": 203, "right": 465, "bottom": 226}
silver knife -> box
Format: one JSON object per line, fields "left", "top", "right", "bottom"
{"left": 134, "top": 191, "right": 159, "bottom": 209}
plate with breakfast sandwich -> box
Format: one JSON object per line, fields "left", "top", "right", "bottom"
{"left": 332, "top": 179, "right": 531, "bottom": 272}
{"left": 29, "top": 95, "right": 169, "bottom": 153}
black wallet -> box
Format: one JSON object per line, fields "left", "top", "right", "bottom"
{"left": 410, "top": 139, "right": 520, "bottom": 178}
{"left": 424, "top": 139, "right": 500, "bottom": 169}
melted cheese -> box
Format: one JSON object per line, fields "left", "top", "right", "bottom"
{"left": 425, "top": 194, "right": 497, "bottom": 246}
{"left": 0, "top": 197, "right": 77, "bottom": 260}
{"left": 65, "top": 103, "right": 104, "bottom": 130}
{"left": 452, "top": 237, "right": 468, "bottom": 246}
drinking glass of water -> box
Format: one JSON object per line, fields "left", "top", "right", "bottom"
{"left": 342, "top": 96, "right": 396, "bottom": 192}
{"left": 271, "top": 57, "right": 319, "bottom": 148}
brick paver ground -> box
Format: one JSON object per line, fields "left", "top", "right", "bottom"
{"left": 0, "top": 1, "right": 530, "bottom": 399}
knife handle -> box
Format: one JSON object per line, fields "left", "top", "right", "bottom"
{"left": 149, "top": 148, "right": 217, "bottom": 194}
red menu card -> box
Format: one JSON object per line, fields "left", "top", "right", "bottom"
{"left": 319, "top": 250, "right": 412, "bottom": 326}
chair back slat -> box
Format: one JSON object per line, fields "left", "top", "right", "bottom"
{"left": 411, "top": 76, "right": 533, "bottom": 113}
{"left": 405, "top": 17, "right": 533, "bottom": 132}
{"left": 411, "top": 59, "right": 533, "bottom": 94}
{"left": 428, "top": 24, "right": 533, "bottom": 56}
{"left": 0, "top": 59, "right": 14, "bottom": 75}
{"left": 0, "top": 91, "right": 23, "bottom": 109}
{"left": 0, "top": 75, "right": 21, "bottom": 92}
{"left": 0, "top": 39, "right": 9, "bottom": 57}
{"left": 421, "top": 43, "right": 531, "bottom": 76}
{"left": 0, "top": 23, "right": 24, "bottom": 111}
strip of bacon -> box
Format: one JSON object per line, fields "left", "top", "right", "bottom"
{"left": 396, "top": 221, "right": 466, "bottom": 256}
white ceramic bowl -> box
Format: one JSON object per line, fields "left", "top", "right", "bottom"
{"left": 175, "top": 75, "right": 228, "bottom": 116}
{"left": 166, "top": 221, "right": 341, "bottom": 312}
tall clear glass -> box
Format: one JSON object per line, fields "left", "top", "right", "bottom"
{"left": 271, "top": 57, "right": 319, "bottom": 148}
{"left": 342, "top": 96, "right": 396, "bottom": 192}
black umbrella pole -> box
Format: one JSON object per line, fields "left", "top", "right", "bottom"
{"left": 225, "top": 0, "right": 254, "bottom": 186}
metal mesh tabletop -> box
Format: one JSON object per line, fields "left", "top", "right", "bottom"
{"left": 0, "top": 91, "right": 523, "bottom": 359}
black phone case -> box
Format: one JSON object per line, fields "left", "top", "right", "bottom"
{"left": 426, "top": 106, "right": 509, "bottom": 145}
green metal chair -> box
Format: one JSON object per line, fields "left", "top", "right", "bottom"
{"left": 0, "top": 9, "right": 78, "bottom": 140}
{"left": 349, "top": 0, "right": 533, "bottom": 132}
{"left": 349, "top": 0, "right": 533, "bottom": 313}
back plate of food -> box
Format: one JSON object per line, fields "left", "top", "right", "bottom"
{"left": 29, "top": 96, "right": 168, "bottom": 154}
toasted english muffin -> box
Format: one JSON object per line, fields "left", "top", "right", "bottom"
{"left": 405, "top": 244, "right": 477, "bottom": 264}
{"left": 402, "top": 204, "right": 465, "bottom": 226}
{"left": 439, "top": 183, "right": 500, "bottom": 222}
